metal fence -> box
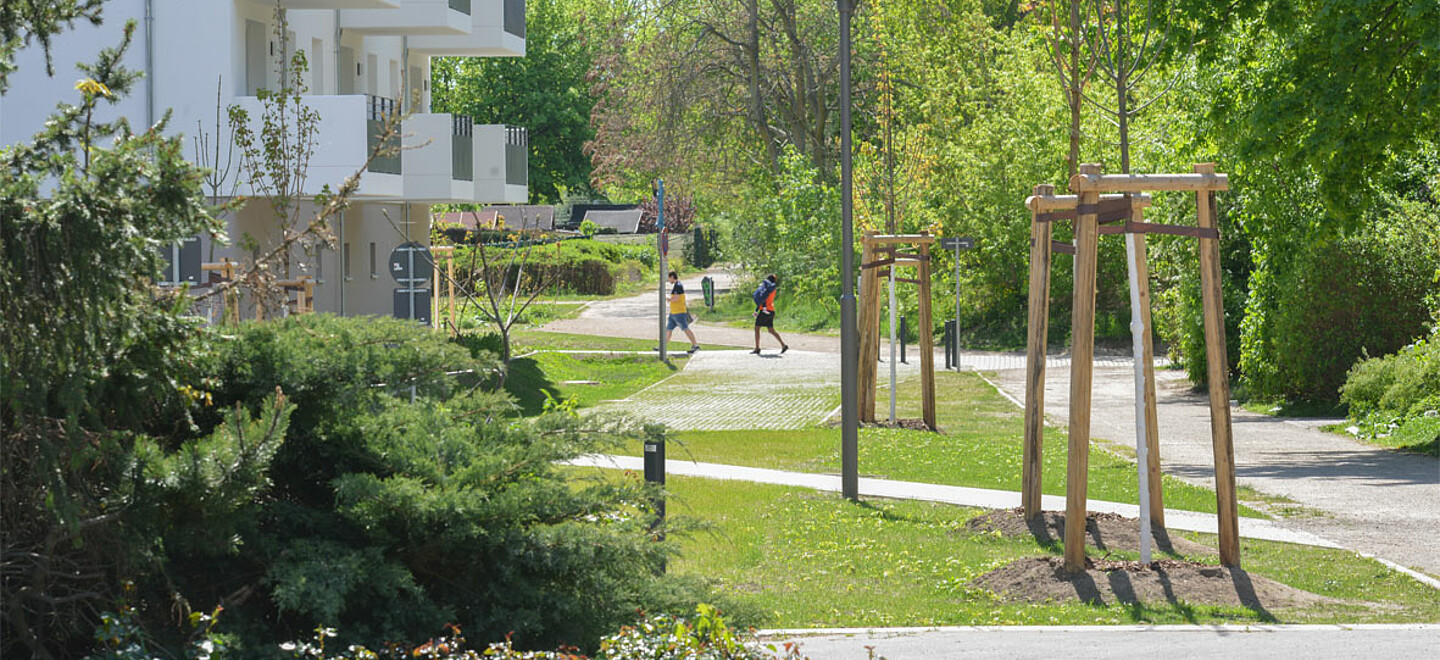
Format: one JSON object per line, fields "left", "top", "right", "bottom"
{"left": 452, "top": 115, "right": 473, "bottom": 181}
{"left": 504, "top": 0, "right": 526, "bottom": 38}
{"left": 367, "top": 95, "right": 402, "bottom": 175}
{"left": 505, "top": 126, "right": 528, "bottom": 186}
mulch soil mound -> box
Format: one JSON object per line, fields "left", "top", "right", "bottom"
{"left": 962, "top": 508, "right": 1214, "bottom": 557}
{"left": 964, "top": 509, "right": 1340, "bottom": 610}
{"left": 973, "top": 555, "right": 1338, "bottom": 610}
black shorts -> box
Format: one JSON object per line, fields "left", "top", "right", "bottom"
{"left": 755, "top": 310, "right": 775, "bottom": 328}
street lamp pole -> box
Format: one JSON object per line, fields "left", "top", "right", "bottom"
{"left": 838, "top": 0, "right": 859, "bottom": 501}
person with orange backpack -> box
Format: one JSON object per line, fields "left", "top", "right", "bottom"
{"left": 751, "top": 274, "right": 789, "bottom": 355}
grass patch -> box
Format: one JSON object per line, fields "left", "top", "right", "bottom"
{"left": 631, "top": 475, "right": 1440, "bottom": 627}
{"left": 623, "top": 369, "right": 1261, "bottom": 518}
{"left": 694, "top": 288, "right": 840, "bottom": 335}
{"left": 512, "top": 330, "right": 742, "bottom": 354}
{"left": 1239, "top": 398, "right": 1347, "bottom": 419}
{"left": 529, "top": 352, "right": 686, "bottom": 408}
{"left": 1326, "top": 417, "right": 1440, "bottom": 456}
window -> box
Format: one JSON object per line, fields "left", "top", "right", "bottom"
{"left": 369, "top": 242, "right": 377, "bottom": 278}
{"left": 244, "top": 20, "right": 266, "bottom": 95}
{"left": 159, "top": 237, "right": 201, "bottom": 285}
{"left": 343, "top": 243, "right": 352, "bottom": 280}
{"left": 311, "top": 38, "right": 325, "bottom": 93}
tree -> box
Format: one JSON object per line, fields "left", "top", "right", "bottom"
{"left": 1177, "top": 0, "right": 1440, "bottom": 222}
{"left": 585, "top": 0, "right": 842, "bottom": 193}
{"left": 0, "top": 22, "right": 295, "bottom": 657}
{"left": 431, "top": 0, "right": 601, "bottom": 203}
{"left": 0, "top": 0, "right": 103, "bottom": 93}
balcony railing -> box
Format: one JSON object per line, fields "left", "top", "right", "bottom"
{"left": 367, "top": 95, "right": 403, "bottom": 175}
{"left": 504, "top": 0, "right": 525, "bottom": 38}
{"left": 453, "top": 116, "right": 474, "bottom": 182}
{"left": 505, "top": 126, "right": 527, "bottom": 186}
{"left": 448, "top": 0, "right": 471, "bottom": 14}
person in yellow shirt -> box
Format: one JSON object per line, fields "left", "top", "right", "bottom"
{"left": 666, "top": 271, "right": 700, "bottom": 354}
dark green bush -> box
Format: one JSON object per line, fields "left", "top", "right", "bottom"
{"left": 1340, "top": 330, "right": 1440, "bottom": 452}
{"left": 189, "top": 315, "right": 715, "bottom": 654}
{"left": 451, "top": 239, "right": 655, "bottom": 296}
{"left": 1238, "top": 214, "right": 1439, "bottom": 404}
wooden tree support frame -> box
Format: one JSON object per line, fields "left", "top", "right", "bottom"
{"left": 1023, "top": 163, "right": 1239, "bottom": 571}
{"left": 858, "top": 233, "right": 938, "bottom": 430}
{"left": 431, "top": 245, "right": 458, "bottom": 336}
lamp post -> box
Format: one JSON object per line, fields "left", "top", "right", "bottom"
{"left": 838, "top": 0, "right": 859, "bottom": 501}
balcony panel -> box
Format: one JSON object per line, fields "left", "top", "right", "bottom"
{"left": 230, "top": 95, "right": 403, "bottom": 199}
{"left": 472, "top": 124, "right": 527, "bottom": 204}
{"left": 340, "top": 0, "right": 472, "bottom": 35}
{"left": 401, "top": 112, "right": 483, "bottom": 202}
{"left": 407, "top": 0, "right": 524, "bottom": 57}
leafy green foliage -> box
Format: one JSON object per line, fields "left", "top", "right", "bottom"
{"left": 190, "top": 315, "right": 717, "bottom": 653}
{"left": 1238, "top": 179, "right": 1440, "bottom": 404}
{"left": 431, "top": 0, "right": 600, "bottom": 202}
{"left": 0, "top": 22, "right": 250, "bottom": 657}
{"left": 1341, "top": 329, "right": 1440, "bottom": 454}
{"left": 0, "top": 0, "right": 104, "bottom": 92}
{"left": 451, "top": 238, "right": 655, "bottom": 297}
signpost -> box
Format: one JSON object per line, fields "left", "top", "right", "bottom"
{"left": 939, "top": 236, "right": 975, "bottom": 371}
{"left": 656, "top": 179, "right": 667, "bottom": 361}
{"left": 389, "top": 242, "right": 433, "bottom": 326}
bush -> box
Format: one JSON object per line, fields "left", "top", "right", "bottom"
{"left": 189, "top": 315, "right": 717, "bottom": 654}
{"left": 1238, "top": 213, "right": 1439, "bottom": 404}
{"left": 452, "top": 239, "right": 656, "bottom": 296}
{"left": 273, "top": 605, "right": 793, "bottom": 659}
{"left": 1340, "top": 330, "right": 1440, "bottom": 452}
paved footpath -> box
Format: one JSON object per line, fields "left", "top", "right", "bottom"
{"left": 564, "top": 455, "right": 1350, "bottom": 552}
{"left": 759, "top": 624, "right": 1440, "bottom": 659}
{"left": 543, "top": 267, "right": 1440, "bottom": 578}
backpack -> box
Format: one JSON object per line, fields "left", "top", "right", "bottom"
{"left": 752, "top": 280, "right": 776, "bottom": 307}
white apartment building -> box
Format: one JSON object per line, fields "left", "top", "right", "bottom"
{"left": 0, "top": 0, "right": 529, "bottom": 320}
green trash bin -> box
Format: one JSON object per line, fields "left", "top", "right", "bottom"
{"left": 701, "top": 276, "right": 715, "bottom": 311}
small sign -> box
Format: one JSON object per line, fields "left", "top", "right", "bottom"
{"left": 660, "top": 229, "right": 670, "bottom": 257}
{"left": 940, "top": 237, "right": 975, "bottom": 250}
{"left": 388, "top": 242, "right": 433, "bottom": 285}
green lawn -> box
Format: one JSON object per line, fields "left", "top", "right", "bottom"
{"left": 622, "top": 369, "right": 1262, "bottom": 518}
{"left": 630, "top": 475, "right": 1440, "bottom": 627}
{"left": 529, "top": 352, "right": 687, "bottom": 409}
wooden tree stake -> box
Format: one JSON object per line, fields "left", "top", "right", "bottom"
{"left": 1023, "top": 184, "right": 1054, "bottom": 520}
{"left": 1064, "top": 163, "right": 1103, "bottom": 571}
{"left": 1195, "top": 162, "right": 1240, "bottom": 567}
{"left": 918, "top": 238, "right": 936, "bottom": 430}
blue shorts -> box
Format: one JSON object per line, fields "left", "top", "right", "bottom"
{"left": 667, "top": 312, "right": 691, "bottom": 331}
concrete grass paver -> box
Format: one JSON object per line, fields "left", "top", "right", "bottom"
{"left": 592, "top": 349, "right": 840, "bottom": 431}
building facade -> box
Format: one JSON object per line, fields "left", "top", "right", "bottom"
{"left": 0, "top": 0, "right": 528, "bottom": 319}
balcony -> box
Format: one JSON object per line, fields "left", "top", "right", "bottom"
{"left": 452, "top": 115, "right": 474, "bottom": 182}
{"left": 400, "top": 113, "right": 477, "bottom": 202}
{"left": 340, "top": 0, "right": 472, "bottom": 35}
{"left": 473, "top": 124, "right": 527, "bottom": 203}
{"left": 367, "top": 95, "right": 403, "bottom": 176}
{"left": 407, "top": 0, "right": 525, "bottom": 57}
{"left": 230, "top": 94, "right": 404, "bottom": 198}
